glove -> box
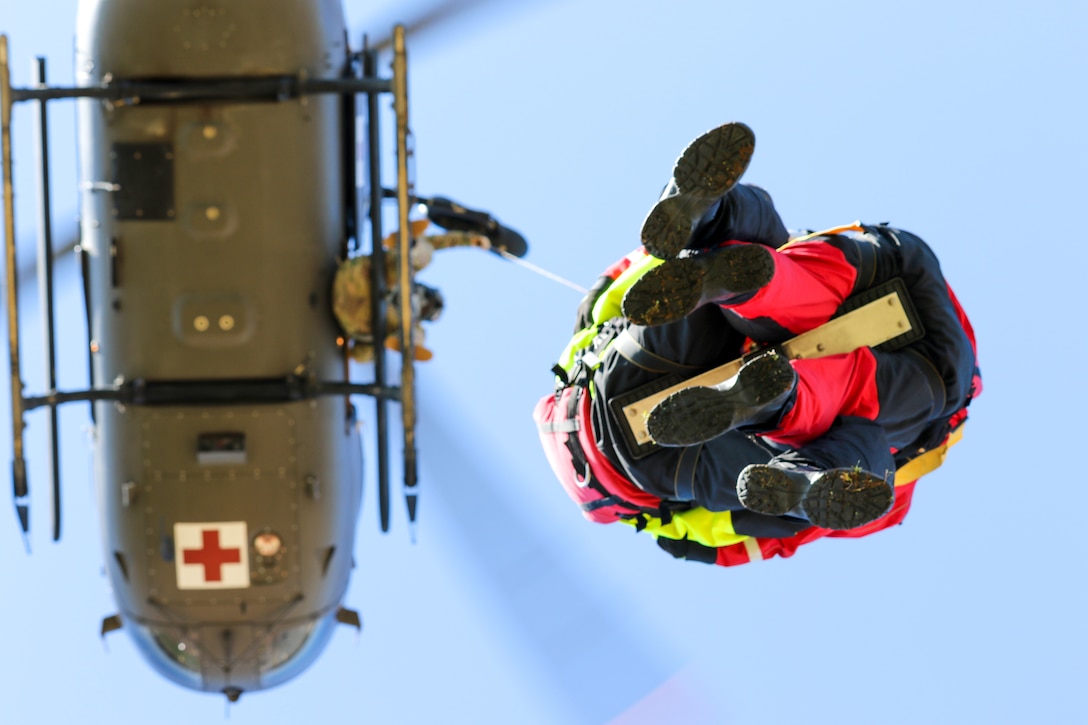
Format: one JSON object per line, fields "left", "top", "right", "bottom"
{"left": 574, "top": 275, "right": 614, "bottom": 333}
{"left": 655, "top": 536, "right": 717, "bottom": 564}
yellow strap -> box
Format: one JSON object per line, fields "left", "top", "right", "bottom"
{"left": 781, "top": 220, "right": 866, "bottom": 248}
{"left": 895, "top": 424, "right": 965, "bottom": 484}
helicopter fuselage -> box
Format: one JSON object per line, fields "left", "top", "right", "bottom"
{"left": 75, "top": 0, "right": 363, "bottom": 695}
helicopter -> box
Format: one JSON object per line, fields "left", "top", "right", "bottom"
{"left": 1, "top": 0, "right": 527, "bottom": 701}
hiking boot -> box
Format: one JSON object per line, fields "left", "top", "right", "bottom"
{"left": 737, "top": 463, "right": 894, "bottom": 531}
{"left": 621, "top": 242, "right": 774, "bottom": 327}
{"left": 646, "top": 349, "right": 796, "bottom": 446}
{"left": 640, "top": 122, "right": 755, "bottom": 260}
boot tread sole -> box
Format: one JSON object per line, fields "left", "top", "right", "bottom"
{"left": 646, "top": 352, "right": 795, "bottom": 446}
{"left": 802, "top": 469, "right": 894, "bottom": 531}
{"left": 739, "top": 465, "right": 894, "bottom": 531}
{"left": 641, "top": 123, "right": 756, "bottom": 260}
{"left": 622, "top": 243, "right": 774, "bottom": 327}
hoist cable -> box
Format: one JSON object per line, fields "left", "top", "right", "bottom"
{"left": 494, "top": 249, "right": 588, "bottom": 294}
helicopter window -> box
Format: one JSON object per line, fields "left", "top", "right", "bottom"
{"left": 152, "top": 629, "right": 202, "bottom": 673}
{"left": 126, "top": 623, "right": 204, "bottom": 690}
{"left": 261, "top": 622, "right": 315, "bottom": 671}
{"left": 256, "top": 615, "right": 337, "bottom": 688}
{"left": 197, "top": 432, "right": 247, "bottom": 465}
{"left": 110, "top": 142, "right": 175, "bottom": 221}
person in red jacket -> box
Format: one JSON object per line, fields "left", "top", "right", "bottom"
{"left": 536, "top": 121, "right": 980, "bottom": 565}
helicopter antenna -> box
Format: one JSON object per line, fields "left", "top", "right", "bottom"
{"left": 32, "top": 56, "right": 62, "bottom": 543}
{"left": 370, "top": 0, "right": 498, "bottom": 52}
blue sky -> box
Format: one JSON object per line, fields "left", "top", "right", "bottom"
{"left": 2, "top": 1, "right": 1086, "bottom": 723}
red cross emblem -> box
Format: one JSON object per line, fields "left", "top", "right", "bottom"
{"left": 174, "top": 521, "right": 250, "bottom": 590}
{"left": 182, "top": 529, "right": 242, "bottom": 582}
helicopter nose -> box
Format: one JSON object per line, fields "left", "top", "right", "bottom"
{"left": 178, "top": 625, "right": 264, "bottom": 695}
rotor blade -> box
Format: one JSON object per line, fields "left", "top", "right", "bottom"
{"left": 417, "top": 374, "right": 681, "bottom": 721}
{"left": 16, "top": 229, "right": 76, "bottom": 283}
{"left": 366, "top": 0, "right": 546, "bottom": 52}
